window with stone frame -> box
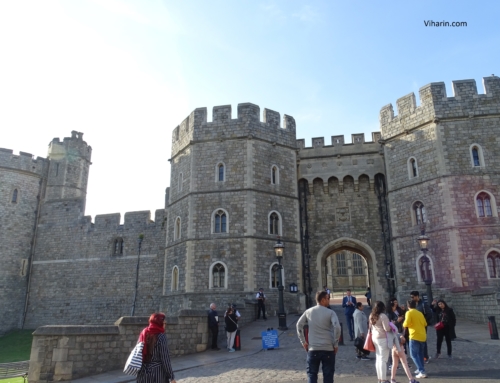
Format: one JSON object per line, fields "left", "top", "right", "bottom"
{"left": 178, "top": 173, "right": 183, "bottom": 192}
{"left": 113, "top": 238, "right": 124, "bottom": 255}
{"left": 487, "top": 252, "right": 500, "bottom": 278}
{"left": 269, "top": 212, "right": 280, "bottom": 235}
{"left": 271, "top": 166, "right": 279, "bottom": 185}
{"left": 12, "top": 188, "right": 18, "bottom": 203}
{"left": 214, "top": 210, "right": 227, "bottom": 233}
{"left": 352, "top": 253, "right": 364, "bottom": 275}
{"left": 172, "top": 266, "right": 179, "bottom": 291}
{"left": 271, "top": 263, "right": 280, "bottom": 288}
{"left": 413, "top": 201, "right": 426, "bottom": 225}
{"left": 336, "top": 253, "right": 347, "bottom": 275}
{"left": 217, "top": 163, "right": 225, "bottom": 182}
{"left": 212, "top": 263, "right": 225, "bottom": 288}
{"left": 477, "top": 192, "right": 493, "bottom": 217}
{"left": 174, "top": 217, "right": 181, "bottom": 240}
{"left": 408, "top": 157, "right": 418, "bottom": 179}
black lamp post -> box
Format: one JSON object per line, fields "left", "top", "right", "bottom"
{"left": 274, "top": 237, "right": 288, "bottom": 330}
{"left": 131, "top": 234, "right": 144, "bottom": 316}
{"left": 417, "top": 228, "right": 433, "bottom": 305}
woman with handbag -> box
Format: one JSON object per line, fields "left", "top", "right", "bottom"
{"left": 225, "top": 306, "right": 238, "bottom": 352}
{"left": 369, "top": 301, "right": 392, "bottom": 383}
{"left": 137, "top": 313, "right": 176, "bottom": 383}
{"left": 431, "top": 299, "right": 456, "bottom": 359}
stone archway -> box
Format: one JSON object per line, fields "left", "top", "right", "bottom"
{"left": 315, "top": 237, "right": 382, "bottom": 302}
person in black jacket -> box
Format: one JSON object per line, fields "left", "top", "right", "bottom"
{"left": 431, "top": 299, "right": 456, "bottom": 358}
{"left": 208, "top": 303, "right": 220, "bottom": 351}
{"left": 225, "top": 306, "right": 238, "bottom": 352}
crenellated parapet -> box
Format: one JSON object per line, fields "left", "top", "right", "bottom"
{"left": 90, "top": 209, "right": 165, "bottom": 231}
{"left": 48, "top": 131, "right": 92, "bottom": 162}
{"left": 171, "top": 103, "right": 296, "bottom": 157}
{"left": 296, "top": 132, "right": 382, "bottom": 152}
{"left": 0, "top": 148, "right": 48, "bottom": 177}
{"left": 380, "top": 76, "right": 500, "bottom": 139}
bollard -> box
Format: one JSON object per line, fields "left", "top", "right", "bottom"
{"left": 339, "top": 322, "right": 345, "bottom": 346}
{"left": 488, "top": 316, "right": 499, "bottom": 340}
{"left": 234, "top": 329, "right": 241, "bottom": 350}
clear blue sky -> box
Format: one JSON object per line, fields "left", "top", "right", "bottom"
{"left": 1, "top": 1, "right": 498, "bottom": 219}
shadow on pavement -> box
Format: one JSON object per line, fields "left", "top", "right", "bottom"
{"left": 430, "top": 369, "right": 500, "bottom": 379}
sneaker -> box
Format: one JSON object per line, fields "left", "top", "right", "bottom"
{"left": 409, "top": 379, "right": 420, "bottom": 383}
{"left": 356, "top": 355, "right": 362, "bottom": 359}
{"left": 228, "top": 348, "right": 235, "bottom": 352}
{"left": 433, "top": 353, "right": 440, "bottom": 359}
{"left": 391, "top": 379, "right": 399, "bottom": 383}
{"left": 414, "top": 369, "right": 420, "bottom": 374}
{"left": 424, "top": 357, "right": 430, "bottom": 364}
{"left": 361, "top": 355, "right": 370, "bottom": 360}
{"left": 416, "top": 372, "right": 427, "bottom": 379}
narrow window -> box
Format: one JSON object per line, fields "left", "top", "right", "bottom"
{"left": 271, "top": 263, "right": 280, "bottom": 288}
{"left": 178, "top": 173, "right": 183, "bottom": 192}
{"left": 212, "top": 263, "right": 225, "bottom": 288}
{"left": 352, "top": 253, "right": 364, "bottom": 275}
{"left": 113, "top": 238, "right": 124, "bottom": 255}
{"left": 269, "top": 212, "right": 280, "bottom": 235}
{"left": 119, "top": 239, "right": 124, "bottom": 255}
{"left": 487, "top": 252, "right": 500, "bottom": 278}
{"left": 477, "top": 193, "right": 492, "bottom": 217}
{"left": 12, "top": 189, "right": 18, "bottom": 203}
{"left": 172, "top": 267, "right": 179, "bottom": 291}
{"left": 214, "top": 210, "right": 227, "bottom": 233}
{"left": 336, "top": 253, "right": 347, "bottom": 275}
{"left": 114, "top": 239, "right": 119, "bottom": 255}
{"left": 472, "top": 147, "right": 480, "bottom": 167}
{"left": 271, "top": 166, "right": 278, "bottom": 185}
{"left": 218, "top": 164, "right": 224, "bottom": 182}
{"left": 411, "top": 159, "right": 417, "bottom": 178}
{"left": 413, "top": 201, "right": 426, "bottom": 225}
{"left": 174, "top": 217, "right": 181, "bottom": 240}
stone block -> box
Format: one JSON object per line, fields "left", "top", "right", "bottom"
{"left": 54, "top": 361, "right": 73, "bottom": 376}
{"left": 52, "top": 348, "right": 69, "bottom": 362}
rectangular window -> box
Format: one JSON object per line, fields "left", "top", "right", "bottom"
{"left": 336, "top": 253, "right": 347, "bottom": 275}
{"left": 352, "top": 253, "right": 364, "bottom": 275}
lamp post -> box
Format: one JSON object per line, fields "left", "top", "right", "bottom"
{"left": 274, "top": 237, "right": 288, "bottom": 330}
{"left": 131, "top": 234, "right": 144, "bottom": 316}
{"left": 417, "top": 228, "right": 433, "bottom": 305}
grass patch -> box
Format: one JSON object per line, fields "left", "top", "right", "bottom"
{"left": 0, "top": 330, "right": 33, "bottom": 363}
{"left": 0, "top": 377, "right": 25, "bottom": 383}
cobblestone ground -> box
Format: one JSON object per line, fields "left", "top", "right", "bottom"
{"left": 175, "top": 307, "right": 500, "bottom": 382}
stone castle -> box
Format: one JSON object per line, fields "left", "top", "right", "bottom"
{"left": 2, "top": 75, "right": 500, "bottom": 335}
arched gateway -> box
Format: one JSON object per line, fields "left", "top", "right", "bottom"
{"left": 315, "top": 237, "right": 382, "bottom": 302}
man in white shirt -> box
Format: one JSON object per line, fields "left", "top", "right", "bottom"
{"left": 297, "top": 291, "right": 341, "bottom": 383}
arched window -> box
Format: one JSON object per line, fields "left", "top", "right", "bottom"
{"left": 271, "top": 165, "right": 279, "bottom": 185}
{"left": 12, "top": 189, "right": 18, "bottom": 203}
{"left": 413, "top": 201, "right": 427, "bottom": 225}
{"left": 216, "top": 163, "right": 225, "bottom": 182}
{"left": 212, "top": 263, "right": 226, "bottom": 288}
{"left": 269, "top": 262, "right": 285, "bottom": 288}
{"left": 477, "top": 192, "right": 493, "bottom": 217}
{"left": 113, "top": 238, "right": 124, "bottom": 256}
{"left": 213, "top": 209, "right": 228, "bottom": 233}
{"left": 416, "top": 254, "right": 435, "bottom": 283}
{"left": 178, "top": 173, "right": 183, "bottom": 192}
{"left": 470, "top": 144, "right": 485, "bottom": 167}
{"left": 408, "top": 157, "right": 418, "bottom": 179}
{"left": 269, "top": 211, "right": 281, "bottom": 235}
{"left": 174, "top": 217, "right": 181, "bottom": 240}
{"left": 171, "top": 266, "right": 179, "bottom": 291}
{"left": 487, "top": 252, "right": 500, "bottom": 278}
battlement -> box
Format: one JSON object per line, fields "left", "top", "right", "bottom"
{"left": 171, "top": 103, "right": 296, "bottom": 157}
{"left": 48, "top": 131, "right": 92, "bottom": 161}
{"left": 90, "top": 209, "right": 164, "bottom": 231}
{"left": 0, "top": 147, "right": 48, "bottom": 177}
{"left": 380, "top": 75, "right": 500, "bottom": 139}
{"left": 297, "top": 132, "right": 382, "bottom": 150}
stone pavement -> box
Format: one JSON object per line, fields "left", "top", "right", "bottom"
{"left": 73, "top": 305, "right": 500, "bottom": 383}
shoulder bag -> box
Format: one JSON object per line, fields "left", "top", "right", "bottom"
{"left": 123, "top": 341, "right": 144, "bottom": 376}
{"left": 434, "top": 312, "right": 445, "bottom": 330}
{"left": 363, "top": 323, "right": 375, "bottom": 352}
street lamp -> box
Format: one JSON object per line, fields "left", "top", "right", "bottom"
{"left": 274, "top": 237, "right": 288, "bottom": 330}
{"left": 417, "top": 228, "right": 433, "bottom": 306}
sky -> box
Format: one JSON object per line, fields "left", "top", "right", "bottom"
{"left": 1, "top": 0, "right": 499, "bottom": 221}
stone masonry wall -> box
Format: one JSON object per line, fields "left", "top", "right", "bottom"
{"left": 28, "top": 313, "right": 214, "bottom": 383}
{"left": 0, "top": 148, "right": 48, "bottom": 335}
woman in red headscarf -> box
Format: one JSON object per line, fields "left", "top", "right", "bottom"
{"left": 137, "top": 313, "right": 176, "bottom": 383}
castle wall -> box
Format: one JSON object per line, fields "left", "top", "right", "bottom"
{"left": 0, "top": 149, "right": 48, "bottom": 335}
{"left": 381, "top": 76, "right": 500, "bottom": 296}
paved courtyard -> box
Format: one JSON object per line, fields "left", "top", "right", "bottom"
{"left": 174, "top": 307, "right": 500, "bottom": 383}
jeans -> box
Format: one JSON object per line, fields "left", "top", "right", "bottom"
{"left": 345, "top": 314, "right": 354, "bottom": 339}
{"left": 409, "top": 339, "right": 426, "bottom": 374}
{"left": 373, "top": 337, "right": 390, "bottom": 380}
{"left": 306, "top": 350, "right": 336, "bottom": 383}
